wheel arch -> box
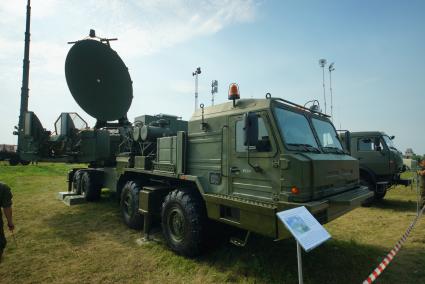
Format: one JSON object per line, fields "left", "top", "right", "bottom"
{"left": 359, "top": 167, "right": 376, "bottom": 185}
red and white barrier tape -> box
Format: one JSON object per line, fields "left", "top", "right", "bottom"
{"left": 362, "top": 204, "right": 425, "bottom": 284}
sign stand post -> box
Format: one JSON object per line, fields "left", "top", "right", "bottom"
{"left": 276, "top": 206, "right": 332, "bottom": 284}
{"left": 297, "top": 241, "right": 303, "bottom": 284}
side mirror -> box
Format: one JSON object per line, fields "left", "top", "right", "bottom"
{"left": 390, "top": 135, "right": 395, "bottom": 140}
{"left": 243, "top": 112, "right": 259, "bottom": 147}
{"left": 337, "top": 130, "right": 351, "bottom": 152}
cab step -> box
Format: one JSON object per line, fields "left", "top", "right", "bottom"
{"left": 230, "top": 231, "right": 251, "bottom": 247}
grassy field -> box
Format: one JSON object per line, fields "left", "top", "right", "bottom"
{"left": 0, "top": 163, "right": 424, "bottom": 283}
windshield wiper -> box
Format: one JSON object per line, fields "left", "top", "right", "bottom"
{"left": 322, "top": 146, "right": 344, "bottom": 154}
{"left": 287, "top": 143, "right": 320, "bottom": 153}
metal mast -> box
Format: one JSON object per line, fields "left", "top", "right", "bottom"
{"left": 192, "top": 67, "right": 201, "bottom": 111}
{"left": 328, "top": 63, "right": 335, "bottom": 121}
{"left": 18, "top": 0, "right": 31, "bottom": 151}
{"left": 211, "top": 80, "right": 218, "bottom": 106}
{"left": 319, "top": 59, "right": 327, "bottom": 114}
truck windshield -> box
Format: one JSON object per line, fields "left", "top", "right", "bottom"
{"left": 311, "top": 118, "right": 343, "bottom": 152}
{"left": 383, "top": 135, "right": 397, "bottom": 150}
{"left": 274, "top": 107, "right": 319, "bottom": 151}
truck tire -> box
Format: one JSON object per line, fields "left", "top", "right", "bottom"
{"left": 72, "top": 170, "right": 84, "bottom": 194}
{"left": 9, "top": 158, "right": 19, "bottom": 166}
{"left": 120, "top": 181, "right": 144, "bottom": 230}
{"left": 80, "top": 171, "right": 102, "bottom": 201}
{"left": 161, "top": 188, "right": 206, "bottom": 257}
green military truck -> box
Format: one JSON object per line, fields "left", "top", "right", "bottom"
{"left": 15, "top": 18, "right": 372, "bottom": 255}
{"left": 339, "top": 131, "right": 411, "bottom": 201}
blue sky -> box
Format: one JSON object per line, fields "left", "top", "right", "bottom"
{"left": 0, "top": 1, "right": 424, "bottom": 154}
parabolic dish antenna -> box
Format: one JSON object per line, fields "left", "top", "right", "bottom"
{"left": 65, "top": 39, "right": 133, "bottom": 122}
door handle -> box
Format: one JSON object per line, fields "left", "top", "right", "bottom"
{"left": 230, "top": 166, "right": 240, "bottom": 174}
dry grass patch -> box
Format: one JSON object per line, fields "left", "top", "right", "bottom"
{"left": 0, "top": 163, "right": 424, "bottom": 283}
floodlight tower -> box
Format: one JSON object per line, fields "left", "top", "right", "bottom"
{"left": 328, "top": 62, "right": 335, "bottom": 121}
{"left": 192, "top": 67, "right": 201, "bottom": 111}
{"left": 211, "top": 80, "right": 218, "bottom": 106}
{"left": 319, "top": 58, "right": 327, "bottom": 114}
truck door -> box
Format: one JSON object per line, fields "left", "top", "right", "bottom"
{"left": 228, "top": 112, "right": 279, "bottom": 201}
{"left": 356, "top": 136, "right": 390, "bottom": 176}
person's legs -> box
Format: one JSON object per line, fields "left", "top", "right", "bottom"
{"left": 0, "top": 225, "right": 6, "bottom": 263}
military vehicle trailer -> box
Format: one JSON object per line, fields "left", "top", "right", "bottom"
{"left": 339, "top": 131, "right": 411, "bottom": 201}
{"left": 17, "top": 31, "right": 372, "bottom": 256}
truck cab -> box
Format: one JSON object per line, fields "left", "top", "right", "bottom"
{"left": 105, "top": 95, "right": 372, "bottom": 254}
{"left": 339, "top": 131, "right": 411, "bottom": 200}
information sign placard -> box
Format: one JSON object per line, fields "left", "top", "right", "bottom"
{"left": 277, "top": 206, "right": 331, "bottom": 252}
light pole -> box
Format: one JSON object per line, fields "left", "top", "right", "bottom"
{"left": 192, "top": 67, "right": 201, "bottom": 111}
{"left": 328, "top": 63, "right": 335, "bottom": 121}
{"left": 211, "top": 80, "right": 218, "bottom": 106}
{"left": 319, "top": 59, "right": 327, "bottom": 114}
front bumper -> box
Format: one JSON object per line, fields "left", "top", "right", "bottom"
{"left": 394, "top": 178, "right": 412, "bottom": 187}
{"left": 277, "top": 186, "right": 373, "bottom": 239}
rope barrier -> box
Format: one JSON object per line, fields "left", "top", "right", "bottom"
{"left": 362, "top": 204, "right": 425, "bottom": 284}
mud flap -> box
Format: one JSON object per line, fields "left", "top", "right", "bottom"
{"left": 396, "top": 178, "right": 412, "bottom": 187}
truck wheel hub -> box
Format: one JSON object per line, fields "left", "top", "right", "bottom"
{"left": 168, "top": 208, "right": 185, "bottom": 242}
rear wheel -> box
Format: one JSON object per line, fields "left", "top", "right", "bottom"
{"left": 80, "top": 171, "right": 102, "bottom": 201}
{"left": 120, "top": 181, "right": 144, "bottom": 229}
{"left": 9, "top": 158, "right": 19, "bottom": 166}
{"left": 161, "top": 188, "right": 206, "bottom": 257}
{"left": 72, "top": 170, "right": 84, "bottom": 194}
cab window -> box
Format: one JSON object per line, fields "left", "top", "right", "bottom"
{"left": 311, "top": 118, "right": 343, "bottom": 149}
{"left": 236, "top": 117, "right": 271, "bottom": 152}
{"left": 274, "top": 107, "right": 319, "bottom": 149}
{"left": 358, "top": 137, "right": 384, "bottom": 151}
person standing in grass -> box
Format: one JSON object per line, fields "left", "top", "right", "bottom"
{"left": 0, "top": 182, "right": 14, "bottom": 263}
{"left": 418, "top": 159, "right": 425, "bottom": 208}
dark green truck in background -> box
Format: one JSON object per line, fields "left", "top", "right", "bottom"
{"left": 339, "top": 131, "right": 411, "bottom": 201}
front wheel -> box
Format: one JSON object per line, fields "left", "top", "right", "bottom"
{"left": 161, "top": 188, "right": 206, "bottom": 257}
